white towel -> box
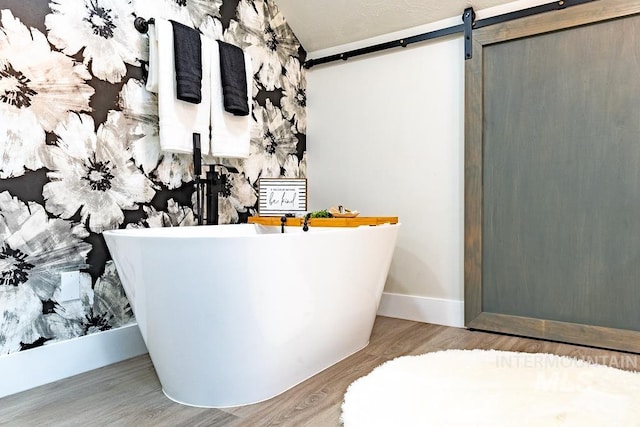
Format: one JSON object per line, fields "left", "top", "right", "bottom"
{"left": 145, "top": 21, "right": 159, "bottom": 93}
{"left": 205, "top": 41, "right": 252, "bottom": 159}
{"left": 154, "top": 19, "right": 211, "bottom": 154}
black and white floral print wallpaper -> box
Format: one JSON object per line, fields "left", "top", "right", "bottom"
{"left": 0, "top": 0, "right": 307, "bottom": 355}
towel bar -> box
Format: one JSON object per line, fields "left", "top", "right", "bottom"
{"left": 134, "top": 17, "right": 155, "bottom": 33}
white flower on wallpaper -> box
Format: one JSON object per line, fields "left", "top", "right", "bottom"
{"left": 0, "top": 191, "right": 91, "bottom": 354}
{"left": 118, "top": 79, "right": 194, "bottom": 189}
{"left": 133, "top": 0, "right": 222, "bottom": 28}
{"left": 38, "top": 272, "right": 93, "bottom": 342}
{"left": 299, "top": 152, "right": 307, "bottom": 177}
{"left": 118, "top": 79, "right": 157, "bottom": 145}
{"left": 281, "top": 57, "right": 306, "bottom": 134}
{"left": 243, "top": 99, "right": 298, "bottom": 184}
{"left": 42, "top": 112, "right": 156, "bottom": 233}
{"left": 0, "top": 10, "right": 93, "bottom": 178}
{"left": 283, "top": 153, "right": 304, "bottom": 179}
{"left": 199, "top": 13, "right": 223, "bottom": 39}
{"left": 151, "top": 152, "right": 196, "bottom": 190}
{"left": 38, "top": 261, "right": 133, "bottom": 342}
{"left": 131, "top": 198, "right": 197, "bottom": 228}
{"left": 0, "top": 121, "right": 44, "bottom": 179}
{"left": 46, "top": 0, "right": 142, "bottom": 83}
{"left": 218, "top": 171, "right": 258, "bottom": 224}
{"left": 0, "top": 285, "right": 41, "bottom": 354}
{"left": 227, "top": 0, "right": 301, "bottom": 90}
{"left": 92, "top": 261, "right": 134, "bottom": 329}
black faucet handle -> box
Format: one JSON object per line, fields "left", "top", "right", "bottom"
{"left": 280, "top": 216, "right": 287, "bottom": 233}
{"left": 302, "top": 213, "right": 311, "bottom": 232}
{"left": 192, "top": 133, "right": 202, "bottom": 176}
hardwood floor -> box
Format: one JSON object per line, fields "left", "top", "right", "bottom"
{"left": 1, "top": 316, "right": 638, "bottom": 426}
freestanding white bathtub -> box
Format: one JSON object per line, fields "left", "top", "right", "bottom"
{"left": 103, "top": 222, "right": 399, "bottom": 408}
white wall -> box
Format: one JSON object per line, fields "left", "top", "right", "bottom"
{"left": 307, "top": 36, "right": 465, "bottom": 324}
{"left": 307, "top": 0, "right": 547, "bottom": 326}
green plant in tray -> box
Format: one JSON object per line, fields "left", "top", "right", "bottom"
{"left": 308, "top": 209, "right": 333, "bottom": 218}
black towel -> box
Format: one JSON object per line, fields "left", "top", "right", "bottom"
{"left": 218, "top": 41, "right": 249, "bottom": 116}
{"left": 170, "top": 20, "right": 202, "bottom": 104}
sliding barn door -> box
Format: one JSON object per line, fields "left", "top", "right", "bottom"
{"left": 465, "top": 0, "right": 640, "bottom": 352}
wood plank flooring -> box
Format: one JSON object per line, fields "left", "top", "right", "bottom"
{"left": 1, "top": 316, "right": 638, "bottom": 426}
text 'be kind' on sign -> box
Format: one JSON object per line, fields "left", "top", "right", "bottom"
{"left": 258, "top": 178, "right": 307, "bottom": 216}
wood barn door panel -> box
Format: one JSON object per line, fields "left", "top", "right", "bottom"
{"left": 465, "top": 0, "right": 640, "bottom": 352}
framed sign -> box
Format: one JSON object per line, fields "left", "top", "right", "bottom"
{"left": 258, "top": 178, "right": 307, "bottom": 216}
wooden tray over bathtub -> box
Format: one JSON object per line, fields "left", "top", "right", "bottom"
{"left": 248, "top": 216, "right": 398, "bottom": 227}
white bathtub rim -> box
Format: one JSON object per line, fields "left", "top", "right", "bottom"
{"left": 102, "top": 222, "right": 401, "bottom": 239}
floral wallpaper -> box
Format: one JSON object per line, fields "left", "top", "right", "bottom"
{"left": 0, "top": 0, "right": 306, "bottom": 355}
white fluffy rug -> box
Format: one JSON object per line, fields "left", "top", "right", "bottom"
{"left": 341, "top": 349, "right": 640, "bottom": 427}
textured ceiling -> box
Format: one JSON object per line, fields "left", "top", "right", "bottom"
{"left": 274, "top": 0, "right": 519, "bottom": 53}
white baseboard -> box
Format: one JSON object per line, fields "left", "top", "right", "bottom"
{"left": 0, "top": 323, "right": 147, "bottom": 398}
{"left": 377, "top": 292, "right": 465, "bottom": 328}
